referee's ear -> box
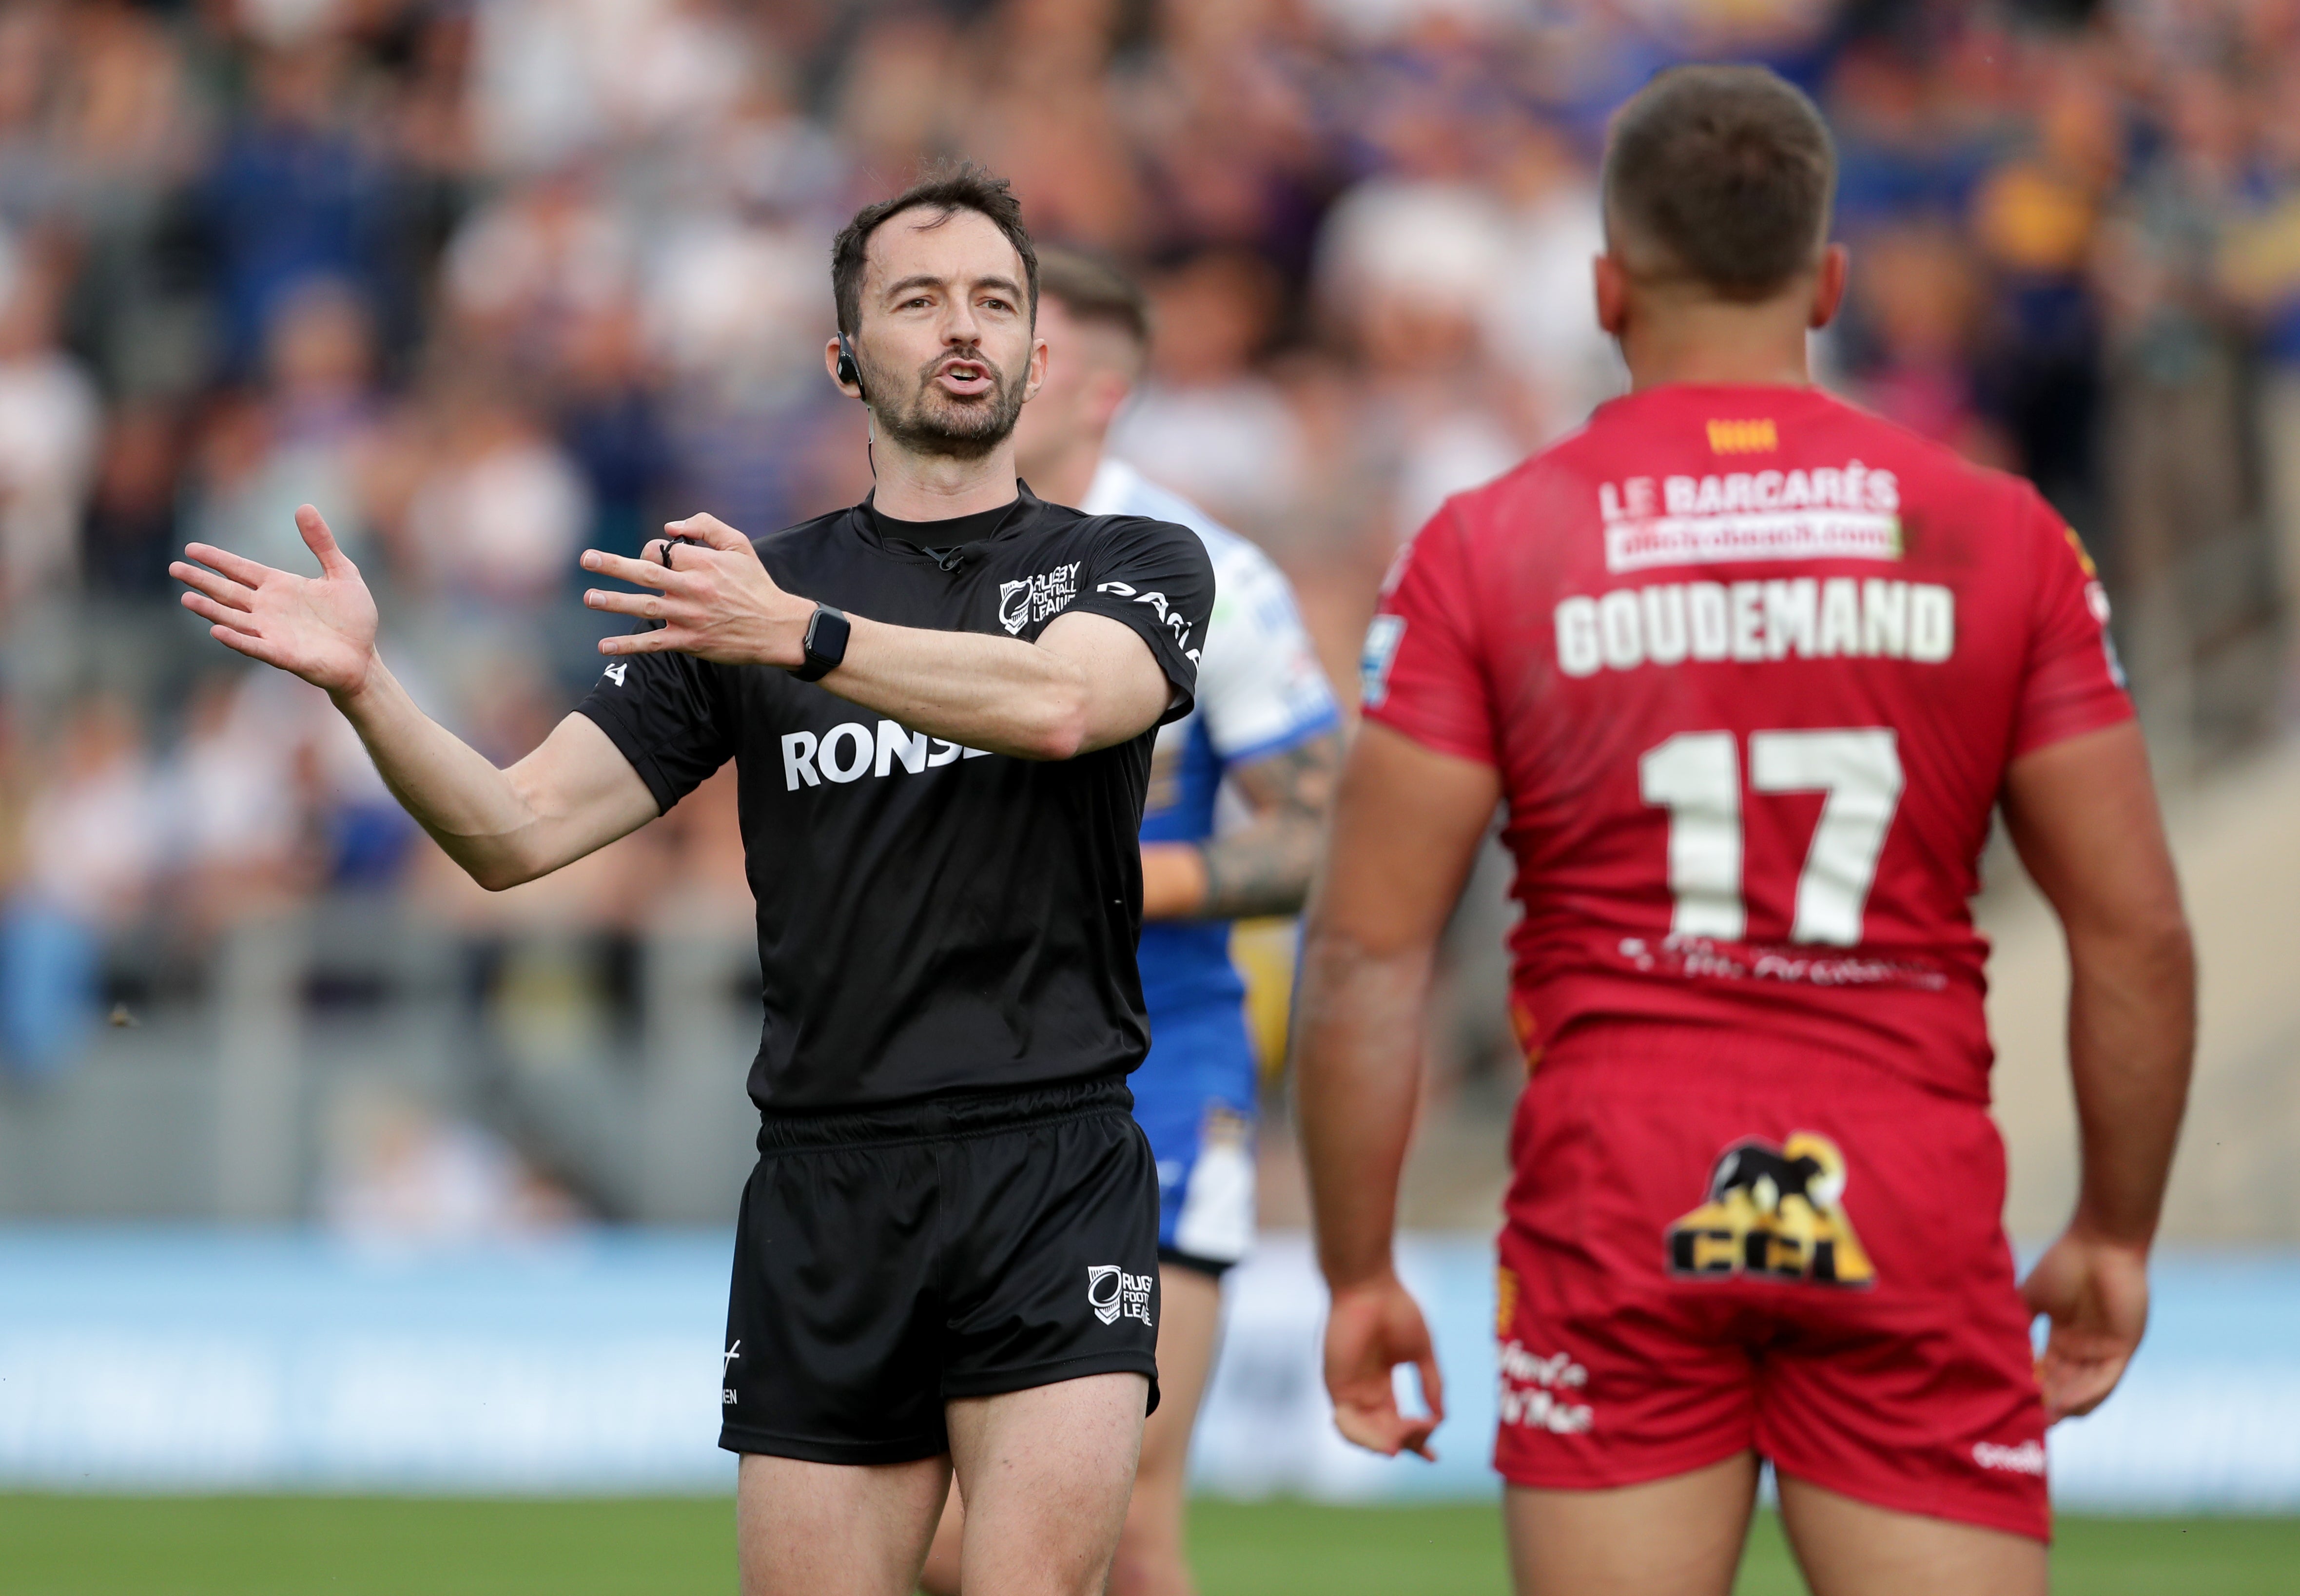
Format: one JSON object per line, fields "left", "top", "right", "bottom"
{"left": 1022, "top": 332, "right": 1049, "bottom": 404}
{"left": 825, "top": 334, "right": 866, "bottom": 400}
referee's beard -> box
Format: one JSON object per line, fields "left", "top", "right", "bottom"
{"left": 868, "top": 345, "right": 1029, "bottom": 463}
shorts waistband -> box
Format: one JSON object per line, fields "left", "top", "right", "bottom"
{"left": 755, "top": 1074, "right": 1134, "bottom": 1151}
{"left": 1535, "top": 1023, "right": 1988, "bottom": 1106}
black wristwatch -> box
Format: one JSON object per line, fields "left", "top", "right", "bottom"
{"left": 792, "top": 603, "right": 851, "bottom": 682}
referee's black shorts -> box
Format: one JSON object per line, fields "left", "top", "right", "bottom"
{"left": 718, "top": 1075, "right": 1162, "bottom": 1465}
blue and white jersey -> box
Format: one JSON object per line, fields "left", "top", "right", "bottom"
{"left": 1086, "top": 458, "right": 1339, "bottom": 1014}
{"left": 1084, "top": 457, "right": 1338, "bottom": 1267}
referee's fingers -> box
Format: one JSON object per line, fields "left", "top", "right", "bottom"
{"left": 583, "top": 587, "right": 677, "bottom": 620}
{"left": 581, "top": 548, "right": 675, "bottom": 589}
{"left": 206, "top": 622, "right": 290, "bottom": 669}
{"left": 181, "top": 589, "right": 261, "bottom": 632}
{"left": 598, "top": 625, "right": 683, "bottom": 655}
{"left": 171, "top": 561, "right": 255, "bottom": 611}
{"left": 182, "top": 542, "right": 275, "bottom": 590}
{"left": 665, "top": 513, "right": 750, "bottom": 553}
{"left": 295, "top": 504, "right": 357, "bottom": 578}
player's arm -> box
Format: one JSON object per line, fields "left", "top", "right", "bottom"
{"left": 2000, "top": 720, "right": 2195, "bottom": 1420}
{"left": 174, "top": 505, "right": 659, "bottom": 892}
{"left": 580, "top": 514, "right": 1174, "bottom": 759}
{"left": 1140, "top": 731, "right": 1342, "bottom": 919}
{"left": 1295, "top": 720, "right": 1500, "bottom": 1459}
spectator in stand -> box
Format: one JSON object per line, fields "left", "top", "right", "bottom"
{"left": 4, "top": 694, "right": 156, "bottom": 1079}
{"left": 1968, "top": 59, "right": 2119, "bottom": 537}
{"left": 81, "top": 403, "right": 182, "bottom": 599}
{"left": 200, "top": 35, "right": 405, "bottom": 375}
{"left": 401, "top": 365, "right": 591, "bottom": 613}
{"left": 1109, "top": 250, "right": 1306, "bottom": 534}
{"left": 0, "top": 236, "right": 99, "bottom": 611}
{"left": 2220, "top": 54, "right": 2300, "bottom": 710}
{"left": 1837, "top": 217, "right": 2010, "bottom": 464}
{"left": 182, "top": 276, "right": 386, "bottom": 580}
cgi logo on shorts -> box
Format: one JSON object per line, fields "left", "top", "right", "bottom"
{"left": 1666, "top": 1131, "right": 1875, "bottom": 1287}
{"left": 1087, "top": 1264, "right": 1154, "bottom": 1327}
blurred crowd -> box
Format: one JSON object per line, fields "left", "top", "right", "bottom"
{"left": 0, "top": 0, "right": 2296, "bottom": 1086}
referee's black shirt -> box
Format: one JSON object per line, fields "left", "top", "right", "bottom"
{"left": 575, "top": 486, "right": 1216, "bottom": 1111}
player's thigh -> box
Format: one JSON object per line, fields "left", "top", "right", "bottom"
{"left": 1776, "top": 1473, "right": 2046, "bottom": 1596}
{"left": 925, "top": 1276, "right": 1210, "bottom": 1596}
{"left": 736, "top": 1451, "right": 952, "bottom": 1596}
{"left": 916, "top": 1481, "right": 963, "bottom": 1596}
{"left": 946, "top": 1371, "right": 1150, "bottom": 1596}
{"left": 1107, "top": 1264, "right": 1223, "bottom": 1596}
{"left": 1136, "top": 1262, "right": 1222, "bottom": 1487}
{"left": 1504, "top": 1452, "right": 1759, "bottom": 1596}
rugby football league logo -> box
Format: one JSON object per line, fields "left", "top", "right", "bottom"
{"left": 999, "top": 562, "right": 1082, "bottom": 634}
{"left": 1087, "top": 1264, "right": 1154, "bottom": 1326}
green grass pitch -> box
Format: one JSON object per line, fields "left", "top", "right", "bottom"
{"left": 1, "top": 1495, "right": 2295, "bottom": 1595}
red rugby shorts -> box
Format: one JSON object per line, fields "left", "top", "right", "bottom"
{"left": 1493, "top": 1036, "right": 2049, "bottom": 1543}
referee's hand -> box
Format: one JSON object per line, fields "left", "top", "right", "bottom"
{"left": 1325, "top": 1272, "right": 1445, "bottom": 1461}
{"left": 172, "top": 505, "right": 380, "bottom": 699}
{"left": 581, "top": 514, "right": 813, "bottom": 669}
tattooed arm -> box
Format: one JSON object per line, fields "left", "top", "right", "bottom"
{"left": 1139, "top": 731, "right": 1342, "bottom": 920}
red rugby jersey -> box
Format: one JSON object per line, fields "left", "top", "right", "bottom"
{"left": 1360, "top": 383, "right": 2132, "bottom": 1102}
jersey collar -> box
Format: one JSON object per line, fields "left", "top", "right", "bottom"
{"left": 852, "top": 485, "right": 1041, "bottom": 565}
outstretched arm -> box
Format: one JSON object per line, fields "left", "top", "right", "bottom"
{"left": 1295, "top": 720, "right": 1500, "bottom": 1459}
{"left": 579, "top": 515, "right": 1175, "bottom": 760}
{"left": 174, "top": 505, "right": 659, "bottom": 891}
{"left": 1141, "top": 731, "right": 1342, "bottom": 919}
{"left": 2000, "top": 720, "right": 2194, "bottom": 1420}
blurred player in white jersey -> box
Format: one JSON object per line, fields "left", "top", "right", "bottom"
{"left": 921, "top": 251, "right": 1340, "bottom": 1596}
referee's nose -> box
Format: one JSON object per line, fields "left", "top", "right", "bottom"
{"left": 942, "top": 294, "right": 983, "bottom": 350}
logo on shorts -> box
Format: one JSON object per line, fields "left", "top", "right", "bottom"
{"left": 998, "top": 563, "right": 1081, "bottom": 634}
{"left": 722, "top": 1339, "right": 740, "bottom": 1406}
{"left": 1498, "top": 1340, "right": 1594, "bottom": 1435}
{"left": 1087, "top": 1264, "right": 1154, "bottom": 1327}
{"left": 1973, "top": 1440, "right": 2047, "bottom": 1477}
{"left": 1666, "top": 1131, "right": 1875, "bottom": 1287}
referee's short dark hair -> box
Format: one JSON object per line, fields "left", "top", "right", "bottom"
{"left": 832, "top": 162, "right": 1039, "bottom": 335}
{"left": 1602, "top": 64, "right": 1836, "bottom": 302}
{"left": 1035, "top": 247, "right": 1150, "bottom": 352}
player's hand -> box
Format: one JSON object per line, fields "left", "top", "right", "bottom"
{"left": 172, "top": 505, "right": 380, "bottom": 699}
{"left": 1324, "top": 1271, "right": 1445, "bottom": 1460}
{"left": 580, "top": 514, "right": 813, "bottom": 669}
{"left": 2020, "top": 1225, "right": 2151, "bottom": 1421}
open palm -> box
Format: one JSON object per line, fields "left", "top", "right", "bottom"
{"left": 172, "top": 505, "right": 380, "bottom": 698}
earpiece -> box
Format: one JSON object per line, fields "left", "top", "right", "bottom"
{"left": 836, "top": 329, "right": 866, "bottom": 401}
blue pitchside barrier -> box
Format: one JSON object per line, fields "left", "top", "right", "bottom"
{"left": 0, "top": 1229, "right": 2294, "bottom": 1508}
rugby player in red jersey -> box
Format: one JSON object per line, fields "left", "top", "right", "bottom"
{"left": 1295, "top": 65, "right": 2195, "bottom": 1596}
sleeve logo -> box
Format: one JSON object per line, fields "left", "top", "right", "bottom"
{"left": 1094, "top": 578, "right": 1201, "bottom": 660}
{"left": 999, "top": 563, "right": 1082, "bottom": 634}
{"left": 1087, "top": 1264, "right": 1154, "bottom": 1326}
{"left": 1360, "top": 614, "right": 1405, "bottom": 707}
{"left": 602, "top": 662, "right": 629, "bottom": 686}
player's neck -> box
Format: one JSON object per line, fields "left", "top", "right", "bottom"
{"left": 869, "top": 435, "right": 1023, "bottom": 523}
{"left": 1014, "top": 434, "right": 1106, "bottom": 512}
{"left": 1620, "top": 303, "right": 1815, "bottom": 393}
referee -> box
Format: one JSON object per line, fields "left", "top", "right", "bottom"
{"left": 172, "top": 165, "right": 1215, "bottom": 1596}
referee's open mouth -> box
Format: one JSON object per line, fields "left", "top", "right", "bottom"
{"left": 932, "top": 356, "right": 995, "bottom": 398}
